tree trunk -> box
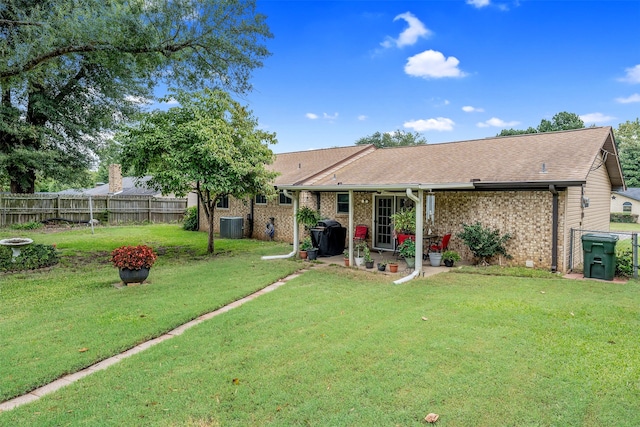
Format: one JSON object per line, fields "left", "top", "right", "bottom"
{"left": 9, "top": 167, "right": 36, "bottom": 193}
{"left": 207, "top": 204, "right": 215, "bottom": 254}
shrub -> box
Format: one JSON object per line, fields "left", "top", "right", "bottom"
{"left": 610, "top": 212, "right": 639, "bottom": 223}
{"left": 183, "top": 206, "right": 198, "bottom": 231}
{"left": 615, "top": 246, "right": 633, "bottom": 278}
{"left": 0, "top": 244, "right": 59, "bottom": 272}
{"left": 110, "top": 245, "right": 158, "bottom": 270}
{"left": 397, "top": 238, "right": 416, "bottom": 258}
{"left": 457, "top": 222, "right": 512, "bottom": 265}
{"left": 10, "top": 221, "right": 44, "bottom": 230}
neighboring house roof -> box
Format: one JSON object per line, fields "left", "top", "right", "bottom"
{"left": 275, "top": 127, "right": 624, "bottom": 191}
{"left": 613, "top": 188, "right": 640, "bottom": 202}
{"left": 58, "top": 176, "right": 160, "bottom": 196}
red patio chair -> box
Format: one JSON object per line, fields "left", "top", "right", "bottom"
{"left": 354, "top": 224, "right": 368, "bottom": 245}
{"left": 429, "top": 233, "right": 451, "bottom": 252}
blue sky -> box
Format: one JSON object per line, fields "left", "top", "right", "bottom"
{"left": 173, "top": 1, "right": 640, "bottom": 153}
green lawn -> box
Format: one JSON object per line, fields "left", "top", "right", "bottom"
{"left": 2, "top": 225, "right": 640, "bottom": 426}
{"left": 610, "top": 221, "right": 640, "bottom": 232}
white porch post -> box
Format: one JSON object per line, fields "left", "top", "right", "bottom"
{"left": 348, "top": 189, "right": 354, "bottom": 265}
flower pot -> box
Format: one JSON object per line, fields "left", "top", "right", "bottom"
{"left": 344, "top": 258, "right": 349, "bottom": 267}
{"left": 307, "top": 248, "right": 318, "bottom": 260}
{"left": 299, "top": 250, "right": 308, "bottom": 259}
{"left": 377, "top": 263, "right": 386, "bottom": 272}
{"left": 365, "top": 260, "right": 374, "bottom": 269}
{"left": 429, "top": 252, "right": 442, "bottom": 267}
{"left": 355, "top": 256, "right": 364, "bottom": 267}
{"left": 404, "top": 257, "right": 416, "bottom": 269}
{"left": 444, "top": 259, "right": 454, "bottom": 267}
{"left": 119, "top": 267, "right": 150, "bottom": 285}
{"left": 389, "top": 263, "right": 398, "bottom": 273}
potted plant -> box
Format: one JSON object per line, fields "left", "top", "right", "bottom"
{"left": 354, "top": 241, "right": 367, "bottom": 267}
{"left": 377, "top": 250, "right": 387, "bottom": 271}
{"left": 299, "top": 236, "right": 312, "bottom": 259}
{"left": 343, "top": 249, "right": 349, "bottom": 266}
{"left": 388, "top": 262, "right": 399, "bottom": 273}
{"left": 442, "top": 250, "right": 461, "bottom": 267}
{"left": 364, "top": 247, "right": 374, "bottom": 268}
{"left": 397, "top": 238, "right": 416, "bottom": 269}
{"left": 111, "top": 245, "right": 157, "bottom": 284}
{"left": 390, "top": 208, "right": 416, "bottom": 245}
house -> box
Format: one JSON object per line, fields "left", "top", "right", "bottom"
{"left": 611, "top": 188, "right": 640, "bottom": 222}
{"left": 200, "top": 126, "right": 624, "bottom": 276}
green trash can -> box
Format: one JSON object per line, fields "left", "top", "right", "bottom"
{"left": 581, "top": 233, "right": 618, "bottom": 280}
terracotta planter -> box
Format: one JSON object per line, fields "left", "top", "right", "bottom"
{"left": 344, "top": 258, "right": 349, "bottom": 266}
{"left": 119, "top": 267, "right": 150, "bottom": 285}
{"left": 389, "top": 263, "right": 398, "bottom": 273}
{"left": 299, "top": 250, "right": 308, "bottom": 259}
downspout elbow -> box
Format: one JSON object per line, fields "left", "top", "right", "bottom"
{"left": 262, "top": 189, "right": 299, "bottom": 260}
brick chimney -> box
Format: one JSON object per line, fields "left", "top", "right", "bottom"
{"left": 108, "top": 164, "right": 123, "bottom": 194}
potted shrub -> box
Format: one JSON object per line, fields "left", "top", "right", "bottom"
{"left": 354, "top": 241, "right": 367, "bottom": 267}
{"left": 442, "top": 250, "right": 461, "bottom": 267}
{"left": 390, "top": 208, "right": 416, "bottom": 245}
{"left": 398, "top": 238, "right": 416, "bottom": 269}
{"left": 343, "top": 249, "right": 349, "bottom": 266}
{"left": 111, "top": 245, "right": 157, "bottom": 284}
{"left": 364, "top": 247, "right": 374, "bottom": 268}
{"left": 299, "top": 237, "right": 312, "bottom": 259}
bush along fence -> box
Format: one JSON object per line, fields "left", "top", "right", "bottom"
{"left": 0, "top": 194, "right": 187, "bottom": 227}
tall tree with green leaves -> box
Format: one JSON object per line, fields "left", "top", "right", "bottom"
{"left": 117, "top": 89, "right": 278, "bottom": 254}
{"left": 497, "top": 111, "right": 584, "bottom": 136}
{"left": 355, "top": 130, "right": 427, "bottom": 148}
{"left": 0, "top": 0, "right": 271, "bottom": 193}
{"left": 616, "top": 118, "right": 640, "bottom": 187}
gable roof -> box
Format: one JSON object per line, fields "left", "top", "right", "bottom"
{"left": 58, "top": 176, "right": 162, "bottom": 197}
{"left": 613, "top": 188, "right": 640, "bottom": 202}
{"left": 276, "top": 127, "right": 624, "bottom": 191}
{"left": 271, "top": 144, "right": 375, "bottom": 185}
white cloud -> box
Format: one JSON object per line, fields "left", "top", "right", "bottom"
{"left": 126, "top": 95, "right": 153, "bottom": 104}
{"left": 323, "top": 112, "right": 339, "bottom": 120}
{"left": 467, "top": 0, "right": 490, "bottom": 8}
{"left": 381, "top": 12, "right": 431, "bottom": 49}
{"left": 580, "top": 112, "right": 615, "bottom": 123}
{"left": 616, "top": 93, "right": 640, "bottom": 104}
{"left": 405, "top": 50, "right": 467, "bottom": 79}
{"left": 404, "top": 117, "right": 455, "bottom": 132}
{"left": 462, "top": 105, "right": 484, "bottom": 113}
{"left": 477, "top": 117, "right": 519, "bottom": 128}
{"left": 358, "top": 115, "right": 368, "bottom": 121}
{"left": 306, "top": 113, "right": 319, "bottom": 120}
{"left": 619, "top": 64, "right": 640, "bottom": 83}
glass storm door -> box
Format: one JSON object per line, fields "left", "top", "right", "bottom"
{"left": 375, "top": 196, "right": 393, "bottom": 249}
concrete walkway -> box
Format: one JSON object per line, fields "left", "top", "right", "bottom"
{"left": 0, "top": 269, "right": 308, "bottom": 412}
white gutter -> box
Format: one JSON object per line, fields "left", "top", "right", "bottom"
{"left": 275, "top": 182, "right": 475, "bottom": 192}
{"left": 394, "top": 188, "right": 424, "bottom": 284}
{"left": 262, "top": 190, "right": 299, "bottom": 260}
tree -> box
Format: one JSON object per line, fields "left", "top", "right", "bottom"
{"left": 497, "top": 111, "right": 584, "bottom": 136}
{"left": 0, "top": 0, "right": 272, "bottom": 193}
{"left": 616, "top": 118, "right": 640, "bottom": 187}
{"left": 117, "top": 89, "right": 278, "bottom": 254}
{"left": 355, "top": 130, "right": 427, "bottom": 148}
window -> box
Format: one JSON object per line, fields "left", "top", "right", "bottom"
{"left": 337, "top": 193, "right": 349, "bottom": 214}
{"left": 216, "top": 195, "right": 229, "bottom": 209}
{"left": 255, "top": 194, "right": 267, "bottom": 205}
{"left": 623, "top": 201, "right": 632, "bottom": 213}
{"left": 279, "top": 191, "right": 292, "bottom": 205}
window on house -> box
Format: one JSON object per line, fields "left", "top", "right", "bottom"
{"left": 337, "top": 193, "right": 349, "bottom": 214}
{"left": 623, "top": 202, "right": 632, "bottom": 213}
{"left": 279, "top": 191, "right": 292, "bottom": 205}
{"left": 216, "top": 195, "right": 229, "bottom": 209}
{"left": 255, "top": 194, "right": 267, "bottom": 205}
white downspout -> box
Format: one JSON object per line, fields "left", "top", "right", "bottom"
{"left": 394, "top": 188, "right": 424, "bottom": 284}
{"left": 262, "top": 190, "right": 299, "bottom": 260}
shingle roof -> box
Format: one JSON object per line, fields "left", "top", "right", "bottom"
{"left": 288, "top": 127, "right": 622, "bottom": 189}
{"left": 614, "top": 188, "right": 640, "bottom": 201}
{"left": 270, "top": 145, "right": 375, "bottom": 185}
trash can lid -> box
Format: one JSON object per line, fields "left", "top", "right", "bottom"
{"left": 581, "top": 233, "right": 619, "bottom": 242}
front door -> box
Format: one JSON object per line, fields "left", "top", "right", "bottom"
{"left": 375, "top": 196, "right": 394, "bottom": 249}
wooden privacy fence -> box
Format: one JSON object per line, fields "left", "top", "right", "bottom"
{"left": 0, "top": 194, "right": 187, "bottom": 227}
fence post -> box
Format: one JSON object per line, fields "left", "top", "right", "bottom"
{"left": 148, "top": 197, "right": 152, "bottom": 223}
{"left": 633, "top": 233, "right": 638, "bottom": 280}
